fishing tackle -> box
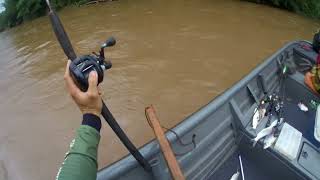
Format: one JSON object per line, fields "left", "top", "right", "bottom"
{"left": 252, "top": 120, "right": 277, "bottom": 147}
{"left": 263, "top": 133, "right": 277, "bottom": 149}
{"left": 252, "top": 108, "right": 260, "bottom": 129}
{"left": 252, "top": 106, "right": 266, "bottom": 129}
{"left": 239, "top": 155, "right": 245, "bottom": 180}
{"left": 230, "top": 171, "right": 240, "bottom": 180}
{"left": 298, "top": 102, "right": 309, "bottom": 112}
{"left": 69, "top": 37, "right": 114, "bottom": 91}
{"left": 45, "top": 0, "right": 152, "bottom": 172}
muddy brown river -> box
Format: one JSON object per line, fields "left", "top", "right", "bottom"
{"left": 0, "top": 0, "right": 319, "bottom": 179}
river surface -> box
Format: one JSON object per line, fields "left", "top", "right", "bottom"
{"left": 0, "top": 0, "right": 319, "bottom": 179}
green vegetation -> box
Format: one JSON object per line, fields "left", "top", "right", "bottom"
{"left": 246, "top": 0, "right": 320, "bottom": 18}
{"left": 0, "top": 0, "right": 89, "bottom": 31}
{"left": 0, "top": 0, "right": 319, "bottom": 31}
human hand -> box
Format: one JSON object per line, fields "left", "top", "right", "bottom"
{"left": 64, "top": 60, "right": 103, "bottom": 117}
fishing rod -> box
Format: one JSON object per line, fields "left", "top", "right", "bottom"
{"left": 45, "top": 0, "right": 151, "bottom": 172}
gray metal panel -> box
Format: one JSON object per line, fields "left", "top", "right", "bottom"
{"left": 299, "top": 143, "right": 320, "bottom": 178}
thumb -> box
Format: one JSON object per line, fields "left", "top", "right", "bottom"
{"left": 87, "top": 71, "right": 98, "bottom": 94}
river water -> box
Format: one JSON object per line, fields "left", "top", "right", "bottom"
{"left": 0, "top": 0, "right": 318, "bottom": 179}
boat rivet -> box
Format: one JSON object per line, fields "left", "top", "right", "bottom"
{"left": 149, "top": 158, "right": 160, "bottom": 167}
{"left": 302, "top": 151, "right": 308, "bottom": 158}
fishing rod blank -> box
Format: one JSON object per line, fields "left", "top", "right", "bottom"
{"left": 239, "top": 155, "right": 245, "bottom": 180}
{"left": 46, "top": 0, "right": 76, "bottom": 61}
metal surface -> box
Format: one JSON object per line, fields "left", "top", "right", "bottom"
{"left": 298, "top": 143, "right": 320, "bottom": 178}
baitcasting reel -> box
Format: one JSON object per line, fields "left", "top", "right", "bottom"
{"left": 69, "top": 37, "right": 116, "bottom": 91}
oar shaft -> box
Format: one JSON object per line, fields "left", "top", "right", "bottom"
{"left": 145, "top": 106, "right": 185, "bottom": 180}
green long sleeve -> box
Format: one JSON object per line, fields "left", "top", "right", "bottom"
{"left": 56, "top": 125, "right": 100, "bottom": 180}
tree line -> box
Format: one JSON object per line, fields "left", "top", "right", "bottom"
{"left": 0, "top": 0, "right": 89, "bottom": 31}
{"left": 246, "top": 0, "right": 320, "bottom": 18}
{"left": 0, "top": 0, "right": 319, "bottom": 32}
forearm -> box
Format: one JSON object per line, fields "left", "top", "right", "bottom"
{"left": 56, "top": 114, "right": 101, "bottom": 180}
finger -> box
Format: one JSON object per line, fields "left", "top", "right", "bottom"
{"left": 66, "top": 79, "right": 81, "bottom": 98}
{"left": 64, "top": 60, "right": 81, "bottom": 97}
{"left": 65, "top": 60, "right": 71, "bottom": 76}
{"left": 97, "top": 86, "right": 103, "bottom": 96}
{"left": 87, "top": 71, "right": 98, "bottom": 96}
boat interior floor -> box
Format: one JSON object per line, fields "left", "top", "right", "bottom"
{"left": 208, "top": 152, "right": 270, "bottom": 180}
{"left": 284, "top": 99, "right": 320, "bottom": 148}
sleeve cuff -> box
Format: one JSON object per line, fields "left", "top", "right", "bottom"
{"left": 82, "top": 114, "right": 102, "bottom": 132}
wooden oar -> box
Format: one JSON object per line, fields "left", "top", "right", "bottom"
{"left": 145, "top": 106, "right": 185, "bottom": 180}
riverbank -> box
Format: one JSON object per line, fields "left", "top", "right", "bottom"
{"left": 246, "top": 0, "right": 320, "bottom": 18}
{"left": 0, "top": 0, "right": 89, "bottom": 31}
{"left": 0, "top": 0, "right": 319, "bottom": 32}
